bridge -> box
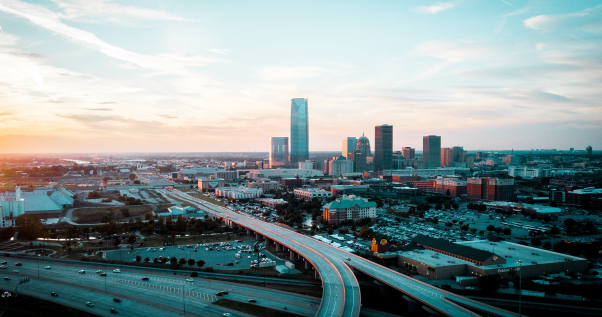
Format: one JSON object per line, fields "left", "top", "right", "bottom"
{"left": 163, "top": 189, "right": 520, "bottom": 317}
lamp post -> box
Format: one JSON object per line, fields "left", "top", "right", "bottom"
{"left": 37, "top": 254, "right": 40, "bottom": 278}
{"left": 517, "top": 259, "right": 523, "bottom": 317}
{"left": 2, "top": 291, "right": 11, "bottom": 316}
{"left": 181, "top": 284, "right": 185, "bottom": 314}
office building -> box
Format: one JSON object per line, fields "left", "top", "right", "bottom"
{"left": 294, "top": 188, "right": 333, "bottom": 202}
{"left": 586, "top": 146, "right": 593, "bottom": 155}
{"left": 467, "top": 177, "right": 515, "bottom": 202}
{"left": 298, "top": 160, "right": 314, "bottom": 170}
{"left": 374, "top": 124, "right": 393, "bottom": 171}
{"left": 356, "top": 133, "right": 371, "bottom": 157}
{"left": 423, "top": 135, "right": 441, "bottom": 168}
{"left": 441, "top": 148, "right": 453, "bottom": 167}
{"left": 215, "top": 187, "right": 263, "bottom": 200}
{"left": 329, "top": 156, "right": 354, "bottom": 176}
{"left": 290, "top": 98, "right": 309, "bottom": 167}
{"left": 353, "top": 151, "right": 368, "bottom": 173}
{"left": 342, "top": 137, "right": 357, "bottom": 159}
{"left": 451, "top": 146, "right": 465, "bottom": 163}
{"left": 269, "top": 137, "right": 289, "bottom": 168}
{"left": 402, "top": 147, "right": 415, "bottom": 160}
{"left": 434, "top": 177, "right": 467, "bottom": 198}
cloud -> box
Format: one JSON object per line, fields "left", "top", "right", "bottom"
{"left": 0, "top": 31, "right": 18, "bottom": 46}
{"left": 257, "top": 66, "right": 326, "bottom": 81}
{"left": 157, "top": 114, "right": 176, "bottom": 119}
{"left": 95, "top": 102, "right": 117, "bottom": 104}
{"left": 524, "top": 5, "right": 602, "bottom": 32}
{"left": 413, "top": 40, "right": 487, "bottom": 62}
{"left": 84, "top": 107, "right": 113, "bottom": 111}
{"left": 0, "top": 0, "right": 221, "bottom": 73}
{"left": 51, "top": 0, "right": 193, "bottom": 23}
{"left": 414, "top": 2, "right": 456, "bottom": 14}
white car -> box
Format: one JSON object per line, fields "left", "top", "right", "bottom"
{"left": 45, "top": 266, "right": 51, "bottom": 269}
{"left": 78, "top": 270, "right": 85, "bottom": 274}
{"left": 186, "top": 278, "right": 193, "bottom": 282}
{"left": 113, "top": 269, "right": 121, "bottom": 273}
{"left": 223, "top": 313, "right": 232, "bottom": 317}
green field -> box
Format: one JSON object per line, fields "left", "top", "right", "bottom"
{"left": 175, "top": 189, "right": 224, "bottom": 206}
{"left": 72, "top": 206, "right": 152, "bottom": 224}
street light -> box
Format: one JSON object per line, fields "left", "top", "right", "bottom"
{"left": 181, "top": 284, "right": 185, "bottom": 314}
{"left": 2, "top": 291, "right": 11, "bottom": 316}
{"left": 517, "top": 259, "right": 523, "bottom": 317}
{"left": 37, "top": 254, "right": 40, "bottom": 278}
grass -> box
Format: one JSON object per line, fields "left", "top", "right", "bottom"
{"left": 213, "top": 298, "right": 307, "bottom": 317}
{"left": 0, "top": 290, "right": 99, "bottom": 317}
{"left": 174, "top": 188, "right": 225, "bottom": 206}
{"left": 72, "top": 206, "right": 152, "bottom": 224}
{"left": 141, "top": 232, "right": 252, "bottom": 247}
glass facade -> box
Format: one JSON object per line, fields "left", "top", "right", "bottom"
{"left": 374, "top": 124, "right": 393, "bottom": 171}
{"left": 269, "top": 137, "right": 288, "bottom": 168}
{"left": 342, "top": 137, "right": 357, "bottom": 159}
{"left": 290, "top": 98, "right": 309, "bottom": 167}
{"left": 423, "top": 135, "right": 441, "bottom": 168}
{"left": 356, "top": 134, "right": 371, "bottom": 157}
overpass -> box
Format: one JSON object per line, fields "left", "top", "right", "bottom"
{"left": 162, "top": 189, "right": 520, "bottom": 317}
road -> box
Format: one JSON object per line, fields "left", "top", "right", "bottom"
{"left": 164, "top": 189, "right": 520, "bottom": 317}
{"left": 0, "top": 257, "right": 319, "bottom": 317}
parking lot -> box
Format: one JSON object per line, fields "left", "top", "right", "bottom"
{"left": 105, "top": 240, "right": 285, "bottom": 271}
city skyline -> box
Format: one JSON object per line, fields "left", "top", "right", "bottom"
{"left": 0, "top": 0, "right": 601, "bottom": 153}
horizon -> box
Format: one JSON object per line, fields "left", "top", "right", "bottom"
{"left": 0, "top": 0, "right": 601, "bottom": 153}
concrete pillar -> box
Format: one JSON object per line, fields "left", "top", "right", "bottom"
{"left": 290, "top": 250, "right": 295, "bottom": 260}
{"left": 422, "top": 306, "right": 442, "bottom": 317}
{"left": 315, "top": 269, "right": 320, "bottom": 280}
{"left": 403, "top": 295, "right": 419, "bottom": 314}
{"left": 374, "top": 280, "right": 391, "bottom": 297}
{"left": 255, "top": 233, "right": 261, "bottom": 240}
{"left": 305, "top": 260, "right": 310, "bottom": 270}
{"left": 275, "top": 243, "right": 282, "bottom": 251}
{"left": 246, "top": 229, "right": 250, "bottom": 235}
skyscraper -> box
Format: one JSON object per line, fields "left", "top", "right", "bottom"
{"left": 423, "top": 135, "right": 441, "bottom": 168}
{"left": 356, "top": 133, "right": 371, "bottom": 156}
{"left": 290, "top": 98, "right": 309, "bottom": 167}
{"left": 441, "top": 148, "right": 453, "bottom": 167}
{"left": 269, "top": 137, "right": 288, "bottom": 168}
{"left": 342, "top": 137, "right": 357, "bottom": 159}
{"left": 586, "top": 146, "right": 592, "bottom": 155}
{"left": 402, "top": 147, "right": 415, "bottom": 159}
{"left": 374, "top": 124, "right": 393, "bottom": 171}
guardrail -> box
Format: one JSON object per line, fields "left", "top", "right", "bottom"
{"left": 6, "top": 254, "right": 320, "bottom": 286}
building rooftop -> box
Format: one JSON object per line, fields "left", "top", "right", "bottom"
{"left": 323, "top": 195, "right": 376, "bottom": 210}
{"left": 399, "top": 249, "right": 474, "bottom": 268}
{"left": 412, "top": 234, "right": 495, "bottom": 263}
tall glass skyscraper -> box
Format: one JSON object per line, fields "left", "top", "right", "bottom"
{"left": 269, "top": 137, "right": 288, "bottom": 168}
{"left": 374, "top": 124, "right": 393, "bottom": 171}
{"left": 342, "top": 137, "right": 357, "bottom": 159}
{"left": 423, "top": 135, "right": 441, "bottom": 168}
{"left": 356, "top": 133, "right": 371, "bottom": 156}
{"left": 290, "top": 98, "right": 309, "bottom": 167}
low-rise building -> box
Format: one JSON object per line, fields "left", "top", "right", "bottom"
{"left": 247, "top": 180, "right": 281, "bottom": 191}
{"left": 294, "top": 188, "right": 333, "bottom": 202}
{"left": 215, "top": 187, "right": 263, "bottom": 200}
{"left": 198, "top": 179, "right": 226, "bottom": 192}
{"left": 322, "top": 195, "right": 377, "bottom": 224}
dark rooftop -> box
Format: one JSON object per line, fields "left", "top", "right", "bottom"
{"left": 412, "top": 234, "right": 495, "bottom": 263}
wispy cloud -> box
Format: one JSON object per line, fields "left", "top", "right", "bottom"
{"left": 209, "top": 49, "right": 230, "bottom": 54}
{"left": 257, "top": 66, "right": 326, "bottom": 81}
{"left": 414, "top": 2, "right": 457, "bottom": 14}
{"left": 84, "top": 107, "right": 113, "bottom": 111}
{"left": 524, "top": 5, "right": 602, "bottom": 32}
{"left": 51, "top": 0, "right": 194, "bottom": 23}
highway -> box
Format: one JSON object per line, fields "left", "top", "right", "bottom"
{"left": 0, "top": 257, "right": 319, "bottom": 317}
{"left": 164, "top": 189, "right": 520, "bottom": 317}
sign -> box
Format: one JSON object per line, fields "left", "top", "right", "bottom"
{"left": 498, "top": 267, "right": 520, "bottom": 273}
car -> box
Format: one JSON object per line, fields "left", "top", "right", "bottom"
{"left": 113, "top": 298, "right": 122, "bottom": 303}
{"left": 51, "top": 292, "right": 58, "bottom": 297}
{"left": 248, "top": 299, "right": 256, "bottom": 303}
{"left": 4, "top": 277, "right": 10, "bottom": 280}
{"left": 79, "top": 270, "right": 85, "bottom": 274}
{"left": 141, "top": 277, "right": 149, "bottom": 281}
{"left": 15, "top": 263, "right": 22, "bottom": 266}
{"left": 12, "top": 270, "right": 18, "bottom": 273}
{"left": 223, "top": 314, "right": 231, "bottom": 317}
{"left": 0, "top": 266, "right": 6, "bottom": 269}
{"left": 96, "top": 270, "right": 103, "bottom": 274}
{"left": 186, "top": 278, "right": 193, "bottom": 282}
{"left": 110, "top": 308, "right": 118, "bottom": 314}
{"left": 113, "top": 269, "right": 121, "bottom": 273}
{"left": 45, "top": 266, "right": 51, "bottom": 269}
{"left": 100, "top": 273, "right": 107, "bottom": 276}
{"left": 0, "top": 261, "right": 6, "bottom": 265}
{"left": 86, "top": 302, "right": 94, "bottom": 307}
{"left": 345, "top": 258, "right": 350, "bottom": 261}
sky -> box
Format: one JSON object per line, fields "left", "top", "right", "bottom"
{"left": 0, "top": 0, "right": 600, "bottom": 153}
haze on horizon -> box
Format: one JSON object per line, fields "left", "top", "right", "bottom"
{"left": 0, "top": 0, "right": 600, "bottom": 154}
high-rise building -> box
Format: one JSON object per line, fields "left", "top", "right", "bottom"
{"left": 268, "top": 137, "right": 288, "bottom": 168}
{"left": 329, "top": 156, "right": 354, "bottom": 176}
{"left": 290, "top": 98, "right": 309, "bottom": 167}
{"left": 342, "top": 137, "right": 357, "bottom": 159}
{"left": 374, "top": 125, "right": 393, "bottom": 171}
{"left": 451, "top": 146, "right": 465, "bottom": 163}
{"left": 441, "top": 148, "right": 453, "bottom": 167}
{"left": 423, "top": 135, "right": 441, "bottom": 168}
{"left": 353, "top": 151, "right": 368, "bottom": 172}
{"left": 467, "top": 177, "right": 515, "bottom": 202}
{"left": 586, "top": 146, "right": 593, "bottom": 155}
{"left": 402, "top": 147, "right": 415, "bottom": 160}
{"left": 356, "top": 133, "right": 371, "bottom": 156}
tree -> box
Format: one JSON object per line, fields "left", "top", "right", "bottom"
{"left": 531, "top": 237, "right": 542, "bottom": 246}
{"left": 144, "top": 257, "right": 150, "bottom": 263}
{"left": 525, "top": 197, "right": 535, "bottom": 204}
{"left": 179, "top": 257, "right": 187, "bottom": 266}
{"left": 136, "top": 255, "right": 141, "bottom": 263}
{"left": 460, "top": 224, "right": 469, "bottom": 231}
{"left": 112, "top": 211, "right": 123, "bottom": 222}
{"left": 127, "top": 235, "right": 136, "bottom": 244}
{"left": 87, "top": 191, "right": 102, "bottom": 199}
{"left": 327, "top": 228, "right": 334, "bottom": 235}
{"left": 120, "top": 208, "right": 130, "bottom": 218}
{"left": 549, "top": 201, "right": 558, "bottom": 207}
{"left": 170, "top": 256, "right": 177, "bottom": 265}
{"left": 543, "top": 215, "right": 551, "bottom": 223}
{"left": 358, "top": 226, "right": 374, "bottom": 239}
{"left": 477, "top": 204, "right": 487, "bottom": 212}
{"left": 502, "top": 227, "right": 511, "bottom": 236}
{"left": 452, "top": 203, "right": 459, "bottom": 210}
{"left": 445, "top": 222, "right": 453, "bottom": 227}
{"left": 486, "top": 225, "right": 496, "bottom": 232}
{"left": 153, "top": 258, "right": 159, "bottom": 264}
{"left": 553, "top": 242, "right": 568, "bottom": 253}
{"left": 550, "top": 226, "right": 561, "bottom": 235}
{"left": 196, "top": 260, "right": 205, "bottom": 268}
{"left": 542, "top": 241, "right": 552, "bottom": 250}
{"left": 188, "top": 258, "right": 195, "bottom": 267}
{"left": 435, "top": 203, "right": 442, "bottom": 211}
{"left": 113, "top": 237, "right": 121, "bottom": 247}
{"left": 529, "top": 214, "right": 537, "bottom": 219}
{"left": 129, "top": 173, "right": 137, "bottom": 181}
{"left": 494, "top": 227, "right": 502, "bottom": 234}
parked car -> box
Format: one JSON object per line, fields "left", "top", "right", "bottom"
{"left": 110, "top": 308, "right": 118, "bottom": 314}
{"left": 141, "top": 277, "right": 149, "bottom": 281}
{"left": 79, "top": 270, "right": 85, "bottom": 274}
{"left": 14, "top": 263, "right": 22, "bottom": 266}
{"left": 113, "top": 298, "right": 122, "bottom": 303}
{"left": 4, "top": 277, "right": 10, "bottom": 280}
{"left": 248, "top": 299, "right": 256, "bottom": 303}
{"left": 51, "top": 292, "right": 58, "bottom": 297}
{"left": 86, "top": 302, "right": 94, "bottom": 307}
